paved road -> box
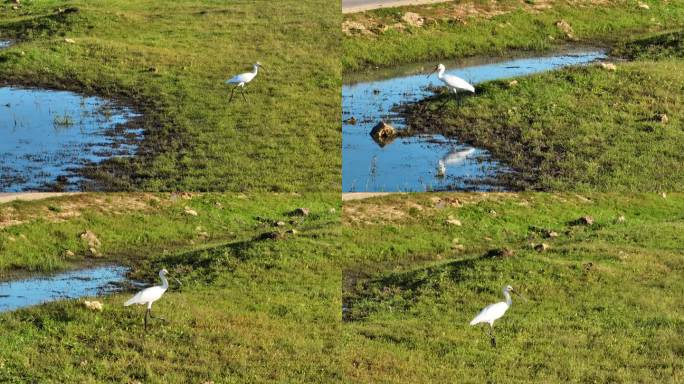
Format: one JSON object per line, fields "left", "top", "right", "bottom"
{"left": 342, "top": 0, "right": 452, "bottom": 13}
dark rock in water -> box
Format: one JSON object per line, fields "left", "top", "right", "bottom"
{"left": 370, "top": 121, "right": 397, "bottom": 147}
{"left": 345, "top": 116, "right": 357, "bottom": 125}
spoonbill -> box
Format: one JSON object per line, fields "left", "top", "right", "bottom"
{"left": 470, "top": 285, "right": 521, "bottom": 347}
{"left": 428, "top": 64, "right": 475, "bottom": 105}
{"left": 226, "top": 62, "right": 264, "bottom": 103}
{"left": 124, "top": 268, "right": 180, "bottom": 330}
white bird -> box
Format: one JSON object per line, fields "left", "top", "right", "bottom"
{"left": 226, "top": 62, "right": 264, "bottom": 103}
{"left": 470, "top": 285, "right": 519, "bottom": 347}
{"left": 428, "top": 63, "right": 475, "bottom": 101}
{"left": 124, "top": 268, "right": 180, "bottom": 330}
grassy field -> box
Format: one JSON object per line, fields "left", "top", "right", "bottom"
{"left": 0, "top": 193, "right": 341, "bottom": 382}
{"left": 0, "top": 0, "right": 340, "bottom": 192}
{"left": 343, "top": 0, "right": 684, "bottom": 71}
{"left": 1, "top": 193, "right": 682, "bottom": 381}
{"left": 402, "top": 29, "right": 684, "bottom": 191}
{"left": 341, "top": 193, "right": 683, "bottom": 383}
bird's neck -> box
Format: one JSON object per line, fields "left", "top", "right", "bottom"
{"left": 253, "top": 66, "right": 259, "bottom": 75}
{"left": 160, "top": 275, "right": 169, "bottom": 289}
{"left": 504, "top": 291, "right": 512, "bottom": 306}
{"left": 437, "top": 67, "right": 445, "bottom": 79}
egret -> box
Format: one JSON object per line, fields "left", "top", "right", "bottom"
{"left": 470, "top": 285, "right": 521, "bottom": 347}
{"left": 226, "top": 62, "right": 264, "bottom": 103}
{"left": 428, "top": 64, "right": 475, "bottom": 106}
{"left": 124, "top": 268, "right": 180, "bottom": 330}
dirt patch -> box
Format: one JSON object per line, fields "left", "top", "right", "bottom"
{"left": 0, "top": 193, "right": 164, "bottom": 229}
{"left": 344, "top": 0, "right": 620, "bottom": 36}
{"left": 343, "top": 193, "right": 520, "bottom": 224}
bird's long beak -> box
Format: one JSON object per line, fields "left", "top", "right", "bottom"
{"left": 426, "top": 70, "right": 435, "bottom": 78}
{"left": 171, "top": 276, "right": 182, "bottom": 286}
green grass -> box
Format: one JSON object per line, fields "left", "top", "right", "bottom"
{"left": 402, "top": 29, "right": 684, "bottom": 191}
{"left": 342, "top": 0, "right": 684, "bottom": 71}
{"left": 341, "top": 193, "right": 684, "bottom": 383}
{"left": 0, "top": 193, "right": 341, "bottom": 382}
{"left": 1, "top": 193, "right": 683, "bottom": 381}
{"left": 0, "top": 0, "right": 340, "bottom": 192}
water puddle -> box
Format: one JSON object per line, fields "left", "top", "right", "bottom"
{"left": 0, "top": 40, "right": 11, "bottom": 49}
{"left": 0, "top": 87, "right": 142, "bottom": 191}
{"left": 343, "top": 47, "right": 607, "bottom": 192}
{"left": 0, "top": 265, "right": 129, "bottom": 312}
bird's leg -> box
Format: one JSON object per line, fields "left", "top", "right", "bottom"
{"left": 144, "top": 308, "right": 149, "bottom": 331}
{"left": 240, "top": 87, "right": 248, "bottom": 102}
{"left": 228, "top": 86, "right": 237, "bottom": 104}
{"left": 148, "top": 309, "right": 167, "bottom": 322}
{"left": 488, "top": 327, "right": 497, "bottom": 348}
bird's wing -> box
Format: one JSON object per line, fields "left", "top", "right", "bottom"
{"left": 469, "top": 302, "right": 508, "bottom": 325}
{"left": 225, "top": 72, "right": 254, "bottom": 84}
{"left": 124, "top": 286, "right": 165, "bottom": 306}
{"left": 124, "top": 289, "right": 146, "bottom": 306}
{"left": 443, "top": 74, "right": 475, "bottom": 92}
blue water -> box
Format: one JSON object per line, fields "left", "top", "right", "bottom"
{"left": 342, "top": 48, "right": 607, "bottom": 192}
{"left": 0, "top": 265, "right": 128, "bottom": 312}
{"left": 0, "top": 87, "right": 142, "bottom": 191}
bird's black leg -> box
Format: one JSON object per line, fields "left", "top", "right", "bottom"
{"left": 488, "top": 327, "right": 497, "bottom": 348}
{"left": 148, "top": 309, "right": 167, "bottom": 322}
{"left": 240, "top": 87, "right": 248, "bottom": 102}
{"left": 144, "top": 308, "right": 149, "bottom": 331}
{"left": 228, "top": 86, "right": 237, "bottom": 104}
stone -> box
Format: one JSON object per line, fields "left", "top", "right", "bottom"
{"left": 83, "top": 300, "right": 103, "bottom": 312}
{"left": 555, "top": 20, "right": 576, "bottom": 40}
{"left": 534, "top": 243, "right": 549, "bottom": 252}
{"left": 184, "top": 206, "right": 198, "bottom": 216}
{"left": 545, "top": 230, "right": 559, "bottom": 238}
{"left": 637, "top": 1, "right": 650, "bottom": 10}
{"left": 446, "top": 216, "right": 462, "bottom": 226}
{"left": 80, "top": 230, "right": 101, "bottom": 248}
{"left": 88, "top": 247, "right": 101, "bottom": 257}
{"left": 600, "top": 62, "right": 617, "bottom": 71}
{"left": 507, "top": 80, "right": 518, "bottom": 88}
{"left": 345, "top": 116, "right": 357, "bottom": 125}
{"left": 286, "top": 229, "right": 298, "bottom": 235}
{"left": 370, "top": 121, "right": 397, "bottom": 146}
{"left": 258, "top": 231, "right": 283, "bottom": 241}
{"left": 656, "top": 113, "right": 668, "bottom": 124}
{"left": 577, "top": 216, "right": 594, "bottom": 225}
{"left": 64, "top": 38, "right": 76, "bottom": 44}
{"left": 275, "top": 221, "right": 286, "bottom": 227}
{"left": 402, "top": 12, "right": 424, "bottom": 27}
{"left": 616, "top": 215, "right": 626, "bottom": 223}
{"left": 486, "top": 247, "right": 515, "bottom": 258}
{"left": 291, "top": 207, "right": 310, "bottom": 217}
{"left": 342, "top": 21, "right": 370, "bottom": 36}
{"left": 64, "top": 250, "right": 75, "bottom": 257}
